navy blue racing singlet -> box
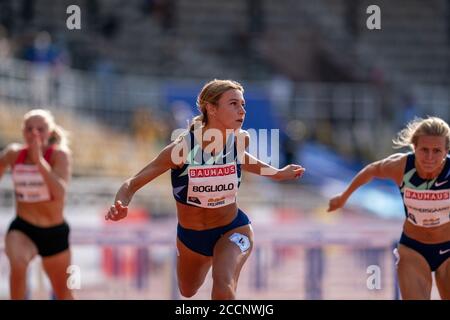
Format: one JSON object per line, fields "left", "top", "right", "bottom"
{"left": 399, "top": 153, "right": 450, "bottom": 227}
{"left": 171, "top": 131, "right": 242, "bottom": 208}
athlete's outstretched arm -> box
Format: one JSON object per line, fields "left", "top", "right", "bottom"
{"left": 106, "top": 141, "right": 183, "bottom": 221}
{"left": 241, "top": 151, "right": 305, "bottom": 181}
{"left": 327, "top": 153, "right": 406, "bottom": 212}
{"left": 238, "top": 130, "right": 304, "bottom": 181}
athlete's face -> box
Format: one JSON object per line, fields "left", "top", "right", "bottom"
{"left": 23, "top": 116, "right": 50, "bottom": 146}
{"left": 414, "top": 135, "right": 447, "bottom": 173}
{"left": 210, "top": 89, "right": 246, "bottom": 131}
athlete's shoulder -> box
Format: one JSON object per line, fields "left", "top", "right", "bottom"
{"left": 379, "top": 152, "right": 408, "bottom": 169}
{"left": 3, "top": 143, "right": 24, "bottom": 157}
{"left": 173, "top": 129, "right": 191, "bottom": 145}
{"left": 51, "top": 146, "right": 71, "bottom": 162}
{"left": 0, "top": 143, "right": 23, "bottom": 166}
{"left": 374, "top": 153, "right": 408, "bottom": 183}
{"left": 5, "top": 143, "right": 24, "bottom": 152}
{"left": 164, "top": 132, "right": 192, "bottom": 168}
{"left": 384, "top": 152, "right": 408, "bottom": 162}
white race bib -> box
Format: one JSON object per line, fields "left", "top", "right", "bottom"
{"left": 186, "top": 163, "right": 238, "bottom": 208}
{"left": 12, "top": 164, "right": 51, "bottom": 202}
{"left": 403, "top": 188, "right": 450, "bottom": 227}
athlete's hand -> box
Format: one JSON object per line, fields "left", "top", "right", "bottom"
{"left": 105, "top": 200, "right": 128, "bottom": 221}
{"left": 29, "top": 131, "right": 43, "bottom": 164}
{"left": 275, "top": 164, "right": 305, "bottom": 181}
{"left": 328, "top": 193, "right": 347, "bottom": 212}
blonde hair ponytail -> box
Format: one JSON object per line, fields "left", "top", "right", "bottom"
{"left": 188, "top": 114, "right": 205, "bottom": 131}
{"left": 393, "top": 116, "right": 450, "bottom": 151}
{"left": 49, "top": 124, "right": 70, "bottom": 151}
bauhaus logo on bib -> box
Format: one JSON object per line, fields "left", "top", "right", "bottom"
{"left": 189, "top": 165, "right": 236, "bottom": 178}
{"left": 405, "top": 190, "right": 449, "bottom": 200}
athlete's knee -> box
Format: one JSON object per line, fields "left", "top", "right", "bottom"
{"left": 212, "top": 274, "right": 236, "bottom": 300}
{"left": 8, "top": 256, "right": 30, "bottom": 275}
{"left": 212, "top": 281, "right": 235, "bottom": 300}
{"left": 178, "top": 282, "right": 199, "bottom": 298}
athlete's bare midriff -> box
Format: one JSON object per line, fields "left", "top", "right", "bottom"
{"left": 16, "top": 201, "right": 65, "bottom": 227}
{"left": 403, "top": 219, "right": 450, "bottom": 244}
{"left": 176, "top": 201, "right": 239, "bottom": 230}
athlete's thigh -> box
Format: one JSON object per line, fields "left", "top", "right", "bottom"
{"left": 434, "top": 258, "right": 450, "bottom": 300}
{"left": 212, "top": 224, "right": 254, "bottom": 284}
{"left": 176, "top": 238, "right": 212, "bottom": 288}
{"left": 41, "top": 249, "right": 72, "bottom": 284}
{"left": 397, "top": 244, "right": 432, "bottom": 300}
{"left": 5, "top": 231, "right": 38, "bottom": 265}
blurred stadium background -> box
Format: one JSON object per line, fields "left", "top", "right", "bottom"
{"left": 0, "top": 0, "right": 448, "bottom": 299}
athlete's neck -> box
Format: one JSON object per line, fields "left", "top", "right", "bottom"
{"left": 201, "top": 125, "right": 235, "bottom": 153}
{"left": 415, "top": 158, "right": 446, "bottom": 180}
